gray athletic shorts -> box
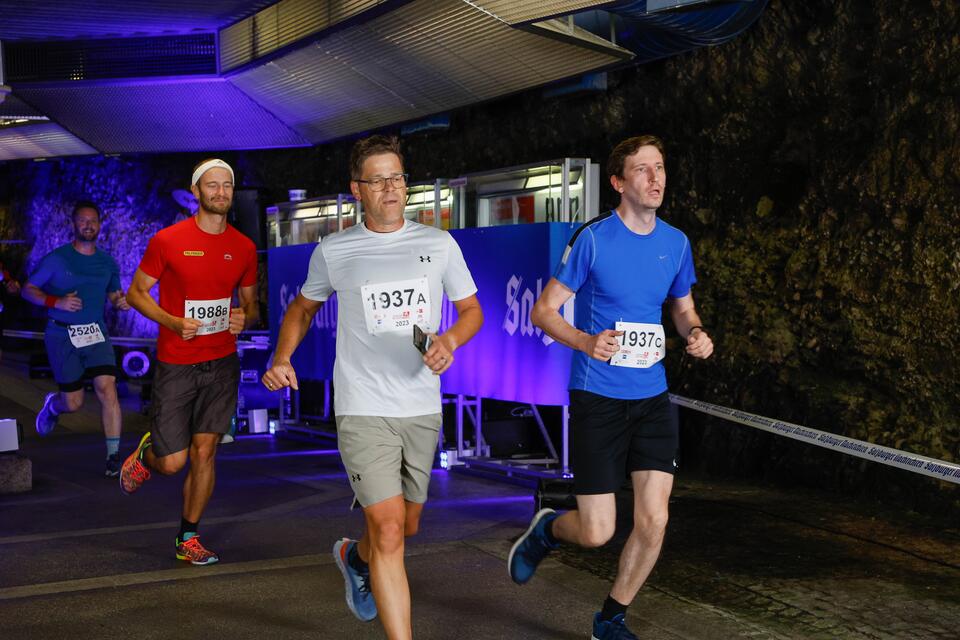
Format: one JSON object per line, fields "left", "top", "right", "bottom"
{"left": 335, "top": 413, "right": 442, "bottom": 508}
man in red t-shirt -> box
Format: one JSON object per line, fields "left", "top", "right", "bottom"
{"left": 120, "top": 158, "right": 258, "bottom": 566}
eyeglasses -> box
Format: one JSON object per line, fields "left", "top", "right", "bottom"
{"left": 355, "top": 173, "right": 409, "bottom": 191}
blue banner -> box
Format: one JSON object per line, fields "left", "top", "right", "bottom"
{"left": 267, "top": 243, "right": 338, "bottom": 381}
{"left": 440, "top": 223, "right": 576, "bottom": 405}
{"left": 267, "top": 223, "right": 578, "bottom": 406}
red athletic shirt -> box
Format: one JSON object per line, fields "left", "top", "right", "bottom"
{"left": 139, "top": 217, "right": 257, "bottom": 365}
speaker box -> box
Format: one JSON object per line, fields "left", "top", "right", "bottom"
{"left": 28, "top": 351, "right": 52, "bottom": 378}
{"left": 535, "top": 478, "right": 577, "bottom": 514}
{"left": 237, "top": 343, "right": 272, "bottom": 415}
{"left": 482, "top": 418, "right": 547, "bottom": 458}
{"left": 230, "top": 189, "right": 268, "bottom": 250}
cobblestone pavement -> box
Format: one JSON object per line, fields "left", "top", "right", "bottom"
{"left": 553, "top": 477, "right": 960, "bottom": 639}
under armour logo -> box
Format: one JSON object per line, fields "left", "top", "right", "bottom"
{"left": 350, "top": 473, "right": 362, "bottom": 483}
{"left": 419, "top": 255, "right": 431, "bottom": 262}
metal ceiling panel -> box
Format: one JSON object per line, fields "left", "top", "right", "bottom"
{"left": 5, "top": 34, "right": 218, "bottom": 83}
{"left": 230, "top": 0, "right": 631, "bottom": 143}
{"left": 0, "top": 93, "right": 44, "bottom": 119}
{"left": 220, "top": 0, "right": 391, "bottom": 71}
{"left": 0, "top": 121, "right": 97, "bottom": 160}
{"left": 0, "top": 1, "right": 275, "bottom": 40}
{"left": 15, "top": 79, "right": 310, "bottom": 153}
{"left": 468, "top": 0, "right": 616, "bottom": 25}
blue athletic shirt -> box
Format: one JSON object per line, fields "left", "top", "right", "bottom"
{"left": 28, "top": 244, "right": 121, "bottom": 325}
{"left": 554, "top": 211, "right": 696, "bottom": 400}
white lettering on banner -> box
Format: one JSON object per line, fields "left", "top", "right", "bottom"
{"left": 503, "top": 275, "right": 574, "bottom": 346}
{"left": 278, "top": 283, "right": 337, "bottom": 334}
{"left": 669, "top": 394, "right": 960, "bottom": 484}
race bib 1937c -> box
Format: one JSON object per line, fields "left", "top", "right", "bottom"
{"left": 184, "top": 297, "right": 231, "bottom": 336}
{"left": 68, "top": 322, "right": 106, "bottom": 348}
{"left": 360, "top": 277, "right": 431, "bottom": 335}
{"left": 609, "top": 321, "right": 665, "bottom": 369}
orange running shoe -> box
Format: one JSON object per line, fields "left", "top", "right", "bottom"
{"left": 176, "top": 535, "right": 219, "bottom": 565}
{"left": 119, "top": 432, "right": 152, "bottom": 495}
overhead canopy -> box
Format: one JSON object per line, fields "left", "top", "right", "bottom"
{"left": 0, "top": 0, "right": 766, "bottom": 159}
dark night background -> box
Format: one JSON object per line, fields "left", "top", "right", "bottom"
{"left": 2, "top": 0, "right": 957, "bottom": 511}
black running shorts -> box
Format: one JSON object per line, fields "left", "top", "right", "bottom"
{"left": 149, "top": 352, "right": 240, "bottom": 457}
{"left": 569, "top": 389, "right": 677, "bottom": 495}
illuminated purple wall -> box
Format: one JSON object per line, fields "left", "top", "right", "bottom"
{"left": 1, "top": 155, "right": 194, "bottom": 336}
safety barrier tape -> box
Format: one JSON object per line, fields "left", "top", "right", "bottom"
{"left": 670, "top": 394, "right": 960, "bottom": 485}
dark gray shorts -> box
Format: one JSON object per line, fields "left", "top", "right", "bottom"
{"left": 150, "top": 352, "right": 240, "bottom": 457}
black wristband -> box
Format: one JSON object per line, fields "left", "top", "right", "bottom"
{"left": 687, "top": 326, "right": 704, "bottom": 339}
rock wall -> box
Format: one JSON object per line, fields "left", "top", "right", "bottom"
{"left": 1, "top": 0, "right": 956, "bottom": 508}
{"left": 0, "top": 155, "right": 192, "bottom": 337}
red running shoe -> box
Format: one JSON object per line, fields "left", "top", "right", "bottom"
{"left": 176, "top": 536, "right": 219, "bottom": 566}
{"left": 119, "top": 432, "right": 152, "bottom": 495}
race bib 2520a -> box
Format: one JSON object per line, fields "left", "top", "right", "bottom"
{"left": 68, "top": 322, "right": 106, "bottom": 349}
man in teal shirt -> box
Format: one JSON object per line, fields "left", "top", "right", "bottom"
{"left": 24, "top": 201, "right": 131, "bottom": 477}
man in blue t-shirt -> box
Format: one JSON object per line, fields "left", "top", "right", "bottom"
{"left": 508, "top": 135, "right": 714, "bottom": 640}
{"left": 23, "top": 201, "right": 131, "bottom": 477}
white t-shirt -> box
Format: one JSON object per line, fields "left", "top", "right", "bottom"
{"left": 301, "top": 219, "right": 477, "bottom": 417}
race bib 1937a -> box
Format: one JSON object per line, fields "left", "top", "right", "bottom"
{"left": 609, "top": 321, "right": 665, "bottom": 369}
{"left": 68, "top": 322, "right": 106, "bottom": 348}
{"left": 184, "top": 297, "right": 231, "bottom": 336}
{"left": 360, "top": 277, "right": 431, "bottom": 335}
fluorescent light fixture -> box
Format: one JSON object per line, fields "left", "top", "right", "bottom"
{"left": 292, "top": 206, "right": 321, "bottom": 219}
{"left": 524, "top": 169, "right": 583, "bottom": 190}
{"left": 524, "top": 173, "right": 558, "bottom": 189}
{"left": 291, "top": 203, "right": 344, "bottom": 219}
{"left": 406, "top": 188, "right": 451, "bottom": 207}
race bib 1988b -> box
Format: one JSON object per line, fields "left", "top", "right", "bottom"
{"left": 609, "top": 321, "right": 665, "bottom": 369}
{"left": 184, "top": 297, "right": 231, "bottom": 336}
{"left": 360, "top": 277, "right": 431, "bottom": 335}
{"left": 68, "top": 322, "right": 106, "bottom": 348}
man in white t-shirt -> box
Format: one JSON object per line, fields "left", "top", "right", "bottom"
{"left": 263, "top": 135, "right": 483, "bottom": 640}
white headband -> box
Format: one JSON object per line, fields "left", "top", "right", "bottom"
{"left": 191, "top": 159, "right": 234, "bottom": 186}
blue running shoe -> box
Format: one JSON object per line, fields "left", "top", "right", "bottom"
{"left": 333, "top": 538, "right": 377, "bottom": 622}
{"left": 36, "top": 392, "right": 58, "bottom": 436}
{"left": 592, "top": 613, "right": 639, "bottom": 640}
{"left": 508, "top": 508, "right": 559, "bottom": 585}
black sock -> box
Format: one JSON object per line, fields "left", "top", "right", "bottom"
{"left": 178, "top": 518, "right": 198, "bottom": 542}
{"left": 543, "top": 517, "right": 559, "bottom": 546}
{"left": 348, "top": 543, "right": 369, "bottom": 573}
{"left": 599, "top": 595, "right": 628, "bottom": 622}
